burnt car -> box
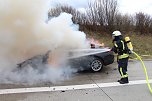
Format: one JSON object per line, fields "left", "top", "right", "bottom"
{"left": 67, "top": 48, "right": 114, "bottom": 72}
{"left": 16, "top": 48, "right": 114, "bottom": 72}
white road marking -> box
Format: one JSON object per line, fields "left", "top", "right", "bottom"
{"left": 0, "top": 79, "right": 152, "bottom": 95}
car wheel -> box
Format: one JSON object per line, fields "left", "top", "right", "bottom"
{"left": 90, "top": 58, "right": 103, "bottom": 72}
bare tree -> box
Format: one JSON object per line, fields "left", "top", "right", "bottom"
{"left": 48, "top": 1, "right": 152, "bottom": 34}
{"left": 115, "top": 13, "right": 135, "bottom": 33}
{"left": 104, "top": 0, "right": 118, "bottom": 32}
{"left": 48, "top": 4, "right": 78, "bottom": 23}
{"left": 86, "top": 1, "right": 100, "bottom": 31}
{"left": 135, "top": 12, "right": 152, "bottom": 34}
{"left": 149, "top": 19, "right": 152, "bottom": 34}
{"left": 114, "top": 13, "right": 122, "bottom": 30}
{"left": 86, "top": 0, "right": 118, "bottom": 33}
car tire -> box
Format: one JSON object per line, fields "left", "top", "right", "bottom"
{"left": 90, "top": 57, "right": 103, "bottom": 72}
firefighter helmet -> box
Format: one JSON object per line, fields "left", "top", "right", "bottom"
{"left": 112, "top": 31, "right": 122, "bottom": 36}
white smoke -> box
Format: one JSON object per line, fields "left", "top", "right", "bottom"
{"left": 0, "top": 0, "right": 89, "bottom": 84}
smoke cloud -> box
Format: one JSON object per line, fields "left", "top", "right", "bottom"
{"left": 0, "top": 0, "right": 89, "bottom": 84}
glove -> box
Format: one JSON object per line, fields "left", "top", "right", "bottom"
{"left": 128, "top": 50, "right": 133, "bottom": 54}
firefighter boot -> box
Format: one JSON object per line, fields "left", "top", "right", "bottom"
{"left": 117, "top": 78, "right": 122, "bottom": 82}
{"left": 118, "top": 77, "right": 129, "bottom": 84}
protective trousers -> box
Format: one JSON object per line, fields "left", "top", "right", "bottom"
{"left": 118, "top": 57, "right": 129, "bottom": 83}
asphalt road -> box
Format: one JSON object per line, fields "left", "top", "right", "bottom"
{"left": 0, "top": 60, "right": 152, "bottom": 101}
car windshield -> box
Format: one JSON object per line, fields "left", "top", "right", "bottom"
{"left": 66, "top": 48, "right": 110, "bottom": 59}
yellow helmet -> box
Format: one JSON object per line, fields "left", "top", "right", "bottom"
{"left": 112, "top": 31, "right": 122, "bottom": 36}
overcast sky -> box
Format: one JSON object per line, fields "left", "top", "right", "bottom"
{"left": 50, "top": 0, "right": 152, "bottom": 15}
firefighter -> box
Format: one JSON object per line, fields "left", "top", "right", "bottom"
{"left": 111, "top": 31, "right": 130, "bottom": 84}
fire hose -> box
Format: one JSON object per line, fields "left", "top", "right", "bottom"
{"left": 133, "top": 51, "right": 152, "bottom": 94}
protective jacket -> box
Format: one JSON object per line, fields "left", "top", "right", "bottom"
{"left": 112, "top": 39, "right": 129, "bottom": 59}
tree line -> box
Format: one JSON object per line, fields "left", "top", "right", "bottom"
{"left": 48, "top": 0, "right": 152, "bottom": 35}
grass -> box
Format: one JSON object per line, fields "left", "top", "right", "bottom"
{"left": 86, "top": 31, "right": 152, "bottom": 59}
{"left": 128, "top": 34, "right": 152, "bottom": 55}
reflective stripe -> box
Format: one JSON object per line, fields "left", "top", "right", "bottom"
{"left": 120, "top": 67, "right": 123, "bottom": 77}
{"left": 114, "top": 43, "right": 118, "bottom": 47}
{"left": 120, "top": 67, "right": 128, "bottom": 78}
{"left": 121, "top": 40, "right": 125, "bottom": 50}
{"left": 118, "top": 54, "right": 129, "bottom": 59}
{"left": 123, "top": 74, "right": 128, "bottom": 78}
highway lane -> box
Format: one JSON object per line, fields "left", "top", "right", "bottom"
{"left": 0, "top": 60, "right": 152, "bottom": 101}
